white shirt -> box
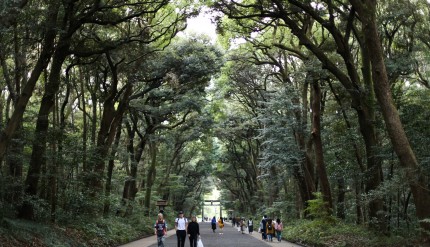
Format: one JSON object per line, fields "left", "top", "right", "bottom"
{"left": 175, "top": 217, "right": 188, "bottom": 230}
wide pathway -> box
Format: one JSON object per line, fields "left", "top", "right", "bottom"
{"left": 119, "top": 222, "right": 303, "bottom": 247}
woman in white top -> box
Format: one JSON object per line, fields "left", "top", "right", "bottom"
{"left": 175, "top": 211, "right": 188, "bottom": 247}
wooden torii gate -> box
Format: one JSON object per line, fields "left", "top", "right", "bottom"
{"left": 201, "top": 200, "right": 222, "bottom": 222}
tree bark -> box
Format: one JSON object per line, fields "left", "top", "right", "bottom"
{"left": 104, "top": 124, "right": 122, "bottom": 216}
{"left": 292, "top": 80, "right": 316, "bottom": 208}
{"left": 144, "top": 141, "right": 157, "bottom": 216}
{"left": 351, "top": 0, "right": 430, "bottom": 235}
{"left": 18, "top": 46, "right": 68, "bottom": 219}
{"left": 0, "top": 1, "right": 60, "bottom": 163}
{"left": 311, "top": 80, "right": 333, "bottom": 209}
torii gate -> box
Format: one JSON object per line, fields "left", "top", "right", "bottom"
{"left": 201, "top": 199, "right": 222, "bottom": 222}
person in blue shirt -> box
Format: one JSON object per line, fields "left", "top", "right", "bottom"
{"left": 211, "top": 216, "right": 217, "bottom": 233}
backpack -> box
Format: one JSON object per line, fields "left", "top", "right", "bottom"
{"left": 277, "top": 223, "right": 283, "bottom": 231}
{"left": 267, "top": 223, "right": 273, "bottom": 231}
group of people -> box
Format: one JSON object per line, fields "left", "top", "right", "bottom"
{"left": 154, "top": 211, "right": 284, "bottom": 246}
{"left": 154, "top": 211, "right": 200, "bottom": 247}
{"left": 231, "top": 215, "right": 283, "bottom": 241}
{"left": 259, "top": 215, "right": 283, "bottom": 242}
{"left": 210, "top": 216, "right": 225, "bottom": 234}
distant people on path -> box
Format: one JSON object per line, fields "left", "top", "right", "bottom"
{"left": 247, "top": 218, "right": 254, "bottom": 234}
{"left": 187, "top": 215, "right": 200, "bottom": 247}
{"left": 260, "top": 215, "right": 267, "bottom": 240}
{"left": 266, "top": 218, "right": 275, "bottom": 242}
{"left": 240, "top": 218, "right": 246, "bottom": 234}
{"left": 218, "top": 217, "right": 224, "bottom": 234}
{"left": 175, "top": 211, "right": 188, "bottom": 247}
{"left": 154, "top": 213, "right": 167, "bottom": 247}
{"left": 275, "top": 218, "right": 283, "bottom": 242}
{"left": 232, "top": 216, "right": 236, "bottom": 227}
{"left": 211, "top": 216, "right": 217, "bottom": 233}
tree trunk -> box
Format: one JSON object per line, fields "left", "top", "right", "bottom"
{"left": 0, "top": 1, "right": 60, "bottom": 162}
{"left": 79, "top": 68, "right": 88, "bottom": 173}
{"left": 92, "top": 82, "right": 133, "bottom": 196}
{"left": 104, "top": 124, "right": 122, "bottom": 216}
{"left": 144, "top": 141, "right": 157, "bottom": 216}
{"left": 311, "top": 80, "right": 333, "bottom": 209}
{"left": 352, "top": 0, "right": 430, "bottom": 235}
{"left": 18, "top": 46, "right": 68, "bottom": 219}
{"left": 91, "top": 54, "right": 133, "bottom": 198}
{"left": 337, "top": 178, "right": 346, "bottom": 219}
{"left": 122, "top": 118, "right": 147, "bottom": 203}
{"left": 292, "top": 80, "right": 316, "bottom": 208}
{"left": 280, "top": 8, "right": 386, "bottom": 226}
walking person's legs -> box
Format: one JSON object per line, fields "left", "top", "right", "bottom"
{"left": 188, "top": 236, "right": 194, "bottom": 247}
{"left": 180, "top": 230, "right": 187, "bottom": 247}
{"left": 176, "top": 231, "right": 181, "bottom": 247}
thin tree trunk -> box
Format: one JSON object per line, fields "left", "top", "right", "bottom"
{"left": 337, "top": 178, "right": 346, "bottom": 219}
{"left": 79, "top": 68, "right": 88, "bottom": 173}
{"left": 311, "top": 80, "right": 333, "bottom": 209}
{"left": 104, "top": 123, "right": 122, "bottom": 216}
{"left": 144, "top": 141, "right": 157, "bottom": 216}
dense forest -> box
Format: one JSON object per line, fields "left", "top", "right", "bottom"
{"left": 0, "top": 0, "right": 429, "bottom": 246}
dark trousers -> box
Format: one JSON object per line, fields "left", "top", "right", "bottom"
{"left": 176, "top": 230, "right": 186, "bottom": 247}
{"left": 189, "top": 234, "right": 198, "bottom": 247}
{"left": 262, "top": 230, "right": 267, "bottom": 240}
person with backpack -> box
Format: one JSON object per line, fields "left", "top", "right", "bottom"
{"left": 154, "top": 213, "right": 167, "bottom": 247}
{"left": 259, "top": 215, "right": 267, "bottom": 240}
{"left": 275, "top": 218, "right": 283, "bottom": 242}
{"left": 175, "top": 211, "right": 188, "bottom": 247}
{"left": 266, "top": 218, "right": 275, "bottom": 242}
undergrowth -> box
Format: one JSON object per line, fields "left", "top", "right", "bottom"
{"left": 0, "top": 212, "right": 158, "bottom": 247}
{"left": 283, "top": 193, "right": 423, "bottom": 247}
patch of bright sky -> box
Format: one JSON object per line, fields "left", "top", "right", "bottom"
{"left": 180, "top": 11, "right": 217, "bottom": 42}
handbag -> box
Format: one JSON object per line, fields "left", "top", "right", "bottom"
{"left": 197, "top": 238, "right": 204, "bottom": 247}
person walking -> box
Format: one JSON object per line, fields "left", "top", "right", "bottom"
{"left": 211, "top": 216, "right": 217, "bottom": 233}
{"left": 241, "top": 218, "right": 247, "bottom": 234}
{"left": 187, "top": 215, "right": 200, "bottom": 247}
{"left": 275, "top": 218, "right": 283, "bottom": 242}
{"left": 260, "top": 215, "right": 267, "bottom": 240}
{"left": 218, "top": 217, "right": 224, "bottom": 234}
{"left": 247, "top": 217, "right": 254, "bottom": 234}
{"left": 266, "top": 218, "right": 275, "bottom": 242}
{"left": 175, "top": 211, "right": 188, "bottom": 247}
{"left": 154, "top": 213, "right": 167, "bottom": 247}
